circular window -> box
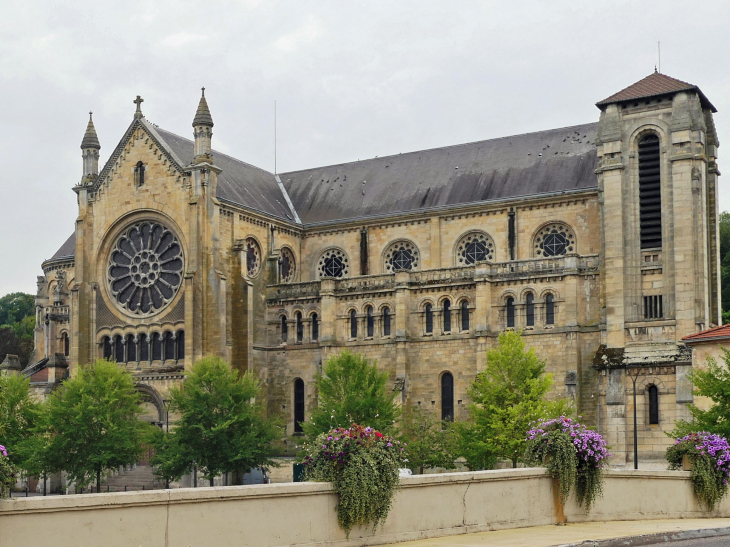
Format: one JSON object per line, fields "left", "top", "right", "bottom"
{"left": 456, "top": 232, "right": 495, "bottom": 265}
{"left": 384, "top": 241, "right": 420, "bottom": 272}
{"left": 108, "top": 221, "right": 183, "bottom": 316}
{"left": 534, "top": 223, "right": 575, "bottom": 257}
{"left": 318, "top": 248, "right": 349, "bottom": 278}
{"left": 244, "top": 237, "right": 262, "bottom": 277}
{"left": 279, "top": 247, "right": 296, "bottom": 283}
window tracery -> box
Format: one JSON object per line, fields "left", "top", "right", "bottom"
{"left": 108, "top": 221, "right": 183, "bottom": 316}
{"left": 533, "top": 223, "right": 575, "bottom": 257}
{"left": 455, "top": 231, "right": 495, "bottom": 265}
{"left": 244, "top": 237, "right": 262, "bottom": 278}
{"left": 318, "top": 248, "right": 349, "bottom": 278}
{"left": 279, "top": 247, "right": 296, "bottom": 283}
{"left": 384, "top": 240, "right": 419, "bottom": 272}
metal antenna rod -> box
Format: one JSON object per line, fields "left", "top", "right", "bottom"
{"left": 274, "top": 100, "right": 277, "bottom": 175}
{"left": 658, "top": 41, "right": 661, "bottom": 73}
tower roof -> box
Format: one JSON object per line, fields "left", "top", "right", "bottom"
{"left": 192, "top": 88, "right": 214, "bottom": 127}
{"left": 80, "top": 112, "right": 101, "bottom": 150}
{"left": 596, "top": 71, "right": 716, "bottom": 112}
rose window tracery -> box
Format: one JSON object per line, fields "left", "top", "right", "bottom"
{"left": 244, "top": 237, "right": 262, "bottom": 277}
{"left": 318, "top": 248, "right": 349, "bottom": 278}
{"left": 456, "top": 232, "right": 494, "bottom": 265}
{"left": 384, "top": 240, "right": 419, "bottom": 272}
{"left": 279, "top": 247, "right": 296, "bottom": 283}
{"left": 534, "top": 223, "right": 575, "bottom": 257}
{"left": 108, "top": 221, "right": 184, "bottom": 316}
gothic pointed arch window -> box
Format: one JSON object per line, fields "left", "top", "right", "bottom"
{"left": 455, "top": 231, "right": 495, "bottom": 265}
{"left": 546, "top": 293, "right": 555, "bottom": 325}
{"left": 384, "top": 240, "right": 420, "bottom": 272}
{"left": 441, "top": 372, "right": 454, "bottom": 422}
{"left": 525, "top": 293, "right": 535, "bottom": 327}
{"left": 350, "top": 309, "right": 358, "bottom": 339}
{"left": 461, "top": 300, "right": 470, "bottom": 331}
{"left": 425, "top": 303, "right": 433, "bottom": 334}
{"left": 443, "top": 299, "right": 452, "bottom": 333}
{"left": 318, "top": 248, "right": 349, "bottom": 278}
{"left": 506, "top": 297, "right": 515, "bottom": 328}
{"left": 639, "top": 133, "right": 662, "bottom": 249}
{"left": 296, "top": 311, "right": 303, "bottom": 343}
{"left": 533, "top": 223, "right": 576, "bottom": 257}
{"left": 294, "top": 378, "right": 305, "bottom": 433}
{"left": 648, "top": 385, "right": 659, "bottom": 425}
{"left": 382, "top": 306, "right": 391, "bottom": 336}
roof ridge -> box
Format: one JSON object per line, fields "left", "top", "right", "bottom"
{"left": 682, "top": 323, "right": 730, "bottom": 340}
{"left": 279, "top": 122, "right": 597, "bottom": 176}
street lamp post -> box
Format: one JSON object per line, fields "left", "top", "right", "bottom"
{"left": 626, "top": 365, "right": 641, "bottom": 470}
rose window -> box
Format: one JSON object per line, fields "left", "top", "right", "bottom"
{"left": 456, "top": 232, "right": 494, "bottom": 265}
{"left": 318, "top": 248, "right": 349, "bottom": 278}
{"left": 108, "top": 221, "right": 183, "bottom": 316}
{"left": 384, "top": 241, "right": 419, "bottom": 272}
{"left": 245, "top": 237, "right": 262, "bottom": 277}
{"left": 534, "top": 223, "right": 575, "bottom": 257}
{"left": 279, "top": 247, "right": 296, "bottom": 283}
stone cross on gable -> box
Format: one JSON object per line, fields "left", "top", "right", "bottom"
{"left": 134, "top": 95, "right": 144, "bottom": 118}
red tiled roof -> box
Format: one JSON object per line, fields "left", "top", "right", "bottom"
{"left": 596, "top": 71, "right": 716, "bottom": 112}
{"left": 682, "top": 324, "right": 730, "bottom": 342}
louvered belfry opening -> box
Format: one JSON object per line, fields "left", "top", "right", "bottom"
{"left": 638, "top": 134, "right": 662, "bottom": 249}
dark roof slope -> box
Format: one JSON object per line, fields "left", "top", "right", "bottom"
{"left": 597, "top": 72, "right": 717, "bottom": 112}
{"left": 280, "top": 123, "right": 598, "bottom": 224}
{"left": 154, "top": 128, "right": 295, "bottom": 221}
{"left": 49, "top": 233, "right": 75, "bottom": 260}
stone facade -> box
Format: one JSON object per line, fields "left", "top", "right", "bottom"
{"left": 29, "top": 72, "right": 721, "bottom": 464}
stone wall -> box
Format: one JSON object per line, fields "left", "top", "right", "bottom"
{"left": 2, "top": 469, "right": 728, "bottom": 547}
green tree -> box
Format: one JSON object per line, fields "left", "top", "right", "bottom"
{"left": 0, "top": 293, "right": 34, "bottom": 327}
{"left": 399, "top": 406, "right": 457, "bottom": 474}
{"left": 0, "top": 374, "right": 38, "bottom": 467}
{"left": 720, "top": 212, "right": 730, "bottom": 324}
{"left": 152, "top": 356, "right": 281, "bottom": 485}
{"left": 670, "top": 348, "right": 730, "bottom": 439}
{"left": 0, "top": 292, "right": 36, "bottom": 365}
{"left": 43, "top": 360, "right": 152, "bottom": 492}
{"left": 302, "top": 350, "right": 400, "bottom": 438}
{"left": 459, "top": 330, "right": 572, "bottom": 469}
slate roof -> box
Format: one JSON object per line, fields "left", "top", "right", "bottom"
{"left": 49, "top": 233, "right": 76, "bottom": 261}
{"left": 682, "top": 324, "right": 730, "bottom": 343}
{"left": 596, "top": 71, "right": 717, "bottom": 112}
{"left": 280, "top": 123, "right": 599, "bottom": 224}
{"left": 154, "top": 128, "right": 296, "bottom": 221}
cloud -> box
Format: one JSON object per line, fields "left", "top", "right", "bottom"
{"left": 160, "top": 32, "right": 209, "bottom": 48}
{"left": 274, "top": 16, "right": 321, "bottom": 53}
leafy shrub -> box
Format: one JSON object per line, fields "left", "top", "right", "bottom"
{"left": 525, "top": 416, "right": 609, "bottom": 512}
{"left": 302, "top": 424, "right": 405, "bottom": 535}
{"left": 666, "top": 432, "right": 730, "bottom": 510}
{"left": 0, "top": 445, "right": 17, "bottom": 498}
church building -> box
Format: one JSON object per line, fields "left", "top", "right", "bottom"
{"left": 29, "top": 72, "right": 721, "bottom": 463}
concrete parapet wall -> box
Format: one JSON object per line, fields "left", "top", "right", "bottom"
{"left": 1, "top": 468, "right": 728, "bottom": 547}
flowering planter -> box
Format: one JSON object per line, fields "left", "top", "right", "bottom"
{"left": 682, "top": 454, "right": 693, "bottom": 471}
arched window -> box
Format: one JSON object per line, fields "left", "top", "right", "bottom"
{"left": 639, "top": 134, "right": 662, "bottom": 249}
{"left": 281, "top": 316, "right": 288, "bottom": 342}
{"left": 296, "top": 312, "right": 303, "bottom": 343}
{"left": 62, "top": 332, "right": 69, "bottom": 356}
{"left": 152, "top": 333, "right": 162, "bottom": 361}
{"left": 135, "top": 161, "right": 145, "bottom": 186}
{"left": 114, "top": 335, "right": 124, "bottom": 363}
{"left": 506, "top": 297, "right": 515, "bottom": 328}
{"left": 311, "top": 313, "right": 319, "bottom": 342}
{"left": 102, "top": 336, "right": 112, "bottom": 359}
{"left": 648, "top": 385, "right": 659, "bottom": 425}
{"left": 443, "top": 299, "right": 451, "bottom": 332}
{"left": 294, "top": 378, "right": 305, "bottom": 433}
{"left": 425, "top": 304, "right": 433, "bottom": 334}
{"left": 546, "top": 294, "right": 555, "bottom": 325}
{"left": 461, "top": 300, "right": 470, "bottom": 331}
{"left": 383, "top": 307, "right": 391, "bottom": 336}
{"left": 126, "top": 334, "right": 137, "bottom": 363}
{"left": 176, "top": 330, "right": 185, "bottom": 360}
{"left": 366, "top": 306, "right": 374, "bottom": 337}
{"left": 139, "top": 333, "right": 149, "bottom": 362}
{"left": 350, "top": 309, "right": 358, "bottom": 339}
{"left": 526, "top": 293, "right": 535, "bottom": 327}
{"left": 441, "top": 372, "right": 454, "bottom": 422}
{"left": 164, "top": 332, "right": 175, "bottom": 361}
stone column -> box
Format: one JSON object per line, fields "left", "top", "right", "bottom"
{"left": 395, "top": 271, "right": 410, "bottom": 403}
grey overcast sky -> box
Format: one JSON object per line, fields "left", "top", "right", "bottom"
{"left": 1, "top": 0, "right": 729, "bottom": 295}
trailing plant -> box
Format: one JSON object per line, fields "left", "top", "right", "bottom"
{"left": 0, "top": 445, "right": 17, "bottom": 499}
{"left": 302, "top": 424, "right": 405, "bottom": 535}
{"left": 525, "top": 416, "right": 610, "bottom": 512}
{"left": 666, "top": 432, "right": 730, "bottom": 511}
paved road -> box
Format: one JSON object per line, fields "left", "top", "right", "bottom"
{"left": 639, "top": 540, "right": 729, "bottom": 547}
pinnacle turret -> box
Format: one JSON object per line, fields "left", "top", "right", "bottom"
{"left": 80, "top": 112, "right": 101, "bottom": 150}
{"left": 192, "top": 87, "right": 214, "bottom": 127}
{"left": 192, "top": 88, "right": 214, "bottom": 162}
